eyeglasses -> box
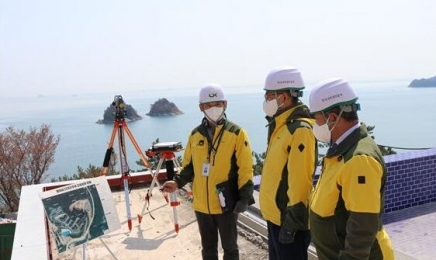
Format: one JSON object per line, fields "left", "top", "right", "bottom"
{"left": 264, "top": 92, "right": 284, "bottom": 101}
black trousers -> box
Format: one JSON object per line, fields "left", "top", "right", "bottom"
{"left": 195, "top": 211, "right": 239, "bottom": 260}
{"left": 267, "top": 221, "right": 311, "bottom": 260}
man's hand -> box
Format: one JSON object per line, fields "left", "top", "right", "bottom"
{"left": 161, "top": 181, "right": 178, "bottom": 193}
{"left": 233, "top": 200, "right": 248, "bottom": 214}
{"left": 279, "top": 227, "right": 296, "bottom": 244}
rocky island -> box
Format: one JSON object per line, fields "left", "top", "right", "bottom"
{"left": 96, "top": 103, "right": 143, "bottom": 124}
{"left": 146, "top": 98, "right": 184, "bottom": 116}
{"left": 408, "top": 76, "right": 436, "bottom": 88}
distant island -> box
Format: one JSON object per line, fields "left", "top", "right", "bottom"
{"left": 96, "top": 103, "right": 143, "bottom": 124}
{"left": 408, "top": 76, "right": 436, "bottom": 88}
{"left": 146, "top": 98, "right": 184, "bottom": 116}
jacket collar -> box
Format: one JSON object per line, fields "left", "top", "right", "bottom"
{"left": 265, "top": 101, "right": 311, "bottom": 127}
{"left": 199, "top": 116, "right": 227, "bottom": 137}
{"left": 326, "top": 123, "right": 369, "bottom": 158}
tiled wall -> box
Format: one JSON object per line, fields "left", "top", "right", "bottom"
{"left": 254, "top": 148, "right": 436, "bottom": 215}
{"left": 310, "top": 148, "right": 436, "bottom": 214}
{"left": 383, "top": 148, "right": 436, "bottom": 213}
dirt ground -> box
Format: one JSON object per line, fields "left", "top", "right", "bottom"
{"left": 53, "top": 187, "right": 268, "bottom": 260}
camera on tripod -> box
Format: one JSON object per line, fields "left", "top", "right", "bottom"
{"left": 112, "top": 95, "right": 126, "bottom": 121}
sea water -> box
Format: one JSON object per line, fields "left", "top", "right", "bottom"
{"left": 2, "top": 80, "right": 436, "bottom": 180}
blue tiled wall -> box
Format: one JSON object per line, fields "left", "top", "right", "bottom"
{"left": 383, "top": 148, "right": 436, "bottom": 213}
{"left": 311, "top": 148, "right": 436, "bottom": 214}
{"left": 254, "top": 148, "right": 436, "bottom": 215}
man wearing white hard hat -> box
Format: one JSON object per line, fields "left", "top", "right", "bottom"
{"left": 308, "top": 78, "right": 394, "bottom": 259}
{"left": 259, "top": 67, "right": 317, "bottom": 260}
{"left": 162, "top": 84, "right": 254, "bottom": 260}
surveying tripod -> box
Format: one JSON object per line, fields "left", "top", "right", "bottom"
{"left": 101, "top": 95, "right": 150, "bottom": 231}
{"left": 138, "top": 141, "right": 186, "bottom": 233}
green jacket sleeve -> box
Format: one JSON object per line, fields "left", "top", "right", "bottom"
{"left": 339, "top": 212, "right": 379, "bottom": 259}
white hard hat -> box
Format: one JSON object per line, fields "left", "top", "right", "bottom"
{"left": 264, "top": 67, "right": 305, "bottom": 91}
{"left": 309, "top": 78, "right": 358, "bottom": 113}
{"left": 199, "top": 83, "right": 227, "bottom": 104}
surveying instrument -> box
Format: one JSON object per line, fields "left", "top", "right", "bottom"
{"left": 137, "top": 141, "right": 187, "bottom": 233}
{"left": 101, "top": 95, "right": 151, "bottom": 231}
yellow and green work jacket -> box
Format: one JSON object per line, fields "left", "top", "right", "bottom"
{"left": 174, "top": 117, "right": 254, "bottom": 214}
{"left": 259, "top": 102, "right": 317, "bottom": 231}
{"left": 310, "top": 124, "right": 394, "bottom": 260}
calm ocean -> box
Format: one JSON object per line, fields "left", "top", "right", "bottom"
{"left": 2, "top": 79, "right": 436, "bottom": 180}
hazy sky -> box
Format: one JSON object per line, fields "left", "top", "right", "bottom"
{"left": 1, "top": 0, "right": 436, "bottom": 97}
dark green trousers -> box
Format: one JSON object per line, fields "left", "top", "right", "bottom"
{"left": 195, "top": 211, "right": 239, "bottom": 260}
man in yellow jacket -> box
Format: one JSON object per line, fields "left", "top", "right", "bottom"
{"left": 162, "top": 84, "right": 254, "bottom": 260}
{"left": 308, "top": 78, "right": 394, "bottom": 259}
{"left": 259, "top": 67, "right": 318, "bottom": 260}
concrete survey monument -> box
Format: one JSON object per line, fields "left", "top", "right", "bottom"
{"left": 39, "top": 177, "right": 120, "bottom": 254}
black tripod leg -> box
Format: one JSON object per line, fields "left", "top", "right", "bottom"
{"left": 103, "top": 148, "right": 114, "bottom": 167}
{"left": 101, "top": 122, "right": 119, "bottom": 176}
{"left": 165, "top": 159, "right": 175, "bottom": 181}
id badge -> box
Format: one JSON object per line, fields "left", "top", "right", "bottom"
{"left": 202, "top": 162, "right": 210, "bottom": 176}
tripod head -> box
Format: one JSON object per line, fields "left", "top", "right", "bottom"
{"left": 112, "top": 95, "right": 127, "bottom": 121}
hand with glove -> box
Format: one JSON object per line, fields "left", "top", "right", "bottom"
{"left": 279, "top": 227, "right": 296, "bottom": 244}
{"left": 279, "top": 203, "right": 308, "bottom": 244}
{"left": 233, "top": 200, "right": 248, "bottom": 214}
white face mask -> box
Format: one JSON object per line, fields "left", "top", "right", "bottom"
{"left": 312, "top": 122, "right": 332, "bottom": 143}
{"left": 312, "top": 115, "right": 339, "bottom": 143}
{"left": 204, "top": 107, "right": 225, "bottom": 122}
{"left": 262, "top": 95, "right": 282, "bottom": 117}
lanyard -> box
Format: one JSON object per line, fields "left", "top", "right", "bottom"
{"left": 206, "top": 123, "right": 225, "bottom": 164}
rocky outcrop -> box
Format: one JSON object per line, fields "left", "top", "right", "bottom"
{"left": 146, "top": 98, "right": 184, "bottom": 116}
{"left": 96, "top": 103, "right": 143, "bottom": 124}
{"left": 408, "top": 76, "right": 436, "bottom": 88}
